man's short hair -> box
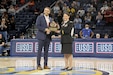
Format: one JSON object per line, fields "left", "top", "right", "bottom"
{"left": 44, "top": 7, "right": 51, "bottom": 11}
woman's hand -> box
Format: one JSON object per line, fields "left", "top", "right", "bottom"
{"left": 55, "top": 30, "right": 60, "bottom": 33}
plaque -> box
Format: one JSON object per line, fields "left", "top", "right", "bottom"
{"left": 49, "top": 21, "right": 59, "bottom": 31}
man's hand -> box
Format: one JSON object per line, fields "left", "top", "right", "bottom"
{"left": 45, "top": 28, "right": 49, "bottom": 32}
{"left": 45, "top": 28, "right": 51, "bottom": 34}
{"left": 46, "top": 31, "right": 51, "bottom": 34}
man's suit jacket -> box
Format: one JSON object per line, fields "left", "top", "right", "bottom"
{"left": 36, "top": 14, "right": 52, "bottom": 40}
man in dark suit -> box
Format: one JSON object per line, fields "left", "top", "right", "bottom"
{"left": 36, "top": 7, "right": 52, "bottom": 70}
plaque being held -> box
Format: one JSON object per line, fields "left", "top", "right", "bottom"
{"left": 49, "top": 21, "right": 59, "bottom": 32}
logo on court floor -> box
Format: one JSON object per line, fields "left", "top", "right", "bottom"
{"left": 0, "top": 67, "right": 109, "bottom": 75}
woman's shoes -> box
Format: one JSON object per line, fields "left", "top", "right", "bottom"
{"left": 61, "top": 67, "right": 72, "bottom": 71}
{"left": 66, "top": 68, "right": 72, "bottom": 71}
{"left": 61, "top": 67, "right": 68, "bottom": 70}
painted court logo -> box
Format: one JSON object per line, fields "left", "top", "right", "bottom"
{"left": 0, "top": 67, "right": 110, "bottom": 75}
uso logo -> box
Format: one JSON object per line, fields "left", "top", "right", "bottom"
{"left": 75, "top": 42, "right": 94, "bottom": 53}
{"left": 96, "top": 42, "right": 113, "bottom": 53}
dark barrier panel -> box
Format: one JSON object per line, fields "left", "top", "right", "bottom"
{"left": 10, "top": 38, "right": 113, "bottom": 57}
